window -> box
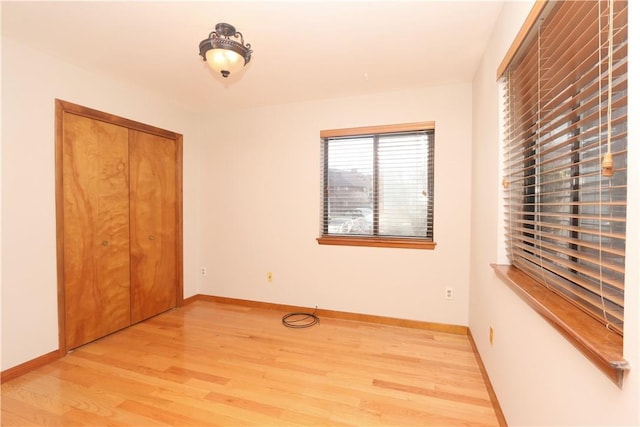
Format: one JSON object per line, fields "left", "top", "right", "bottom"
{"left": 318, "top": 122, "right": 435, "bottom": 249}
{"left": 498, "top": 0, "right": 628, "bottom": 384}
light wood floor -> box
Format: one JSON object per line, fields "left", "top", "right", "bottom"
{"left": 2, "top": 301, "right": 501, "bottom": 426}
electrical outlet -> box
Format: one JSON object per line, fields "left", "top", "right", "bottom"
{"left": 267, "top": 272, "right": 273, "bottom": 282}
{"left": 201, "top": 267, "right": 207, "bottom": 276}
{"left": 489, "top": 326, "right": 494, "bottom": 345}
{"left": 445, "top": 287, "right": 454, "bottom": 300}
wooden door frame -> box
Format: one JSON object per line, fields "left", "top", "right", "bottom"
{"left": 55, "top": 99, "right": 184, "bottom": 355}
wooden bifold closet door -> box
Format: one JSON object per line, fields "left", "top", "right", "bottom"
{"left": 56, "top": 100, "right": 183, "bottom": 352}
{"left": 129, "top": 130, "right": 177, "bottom": 324}
{"left": 61, "top": 113, "right": 131, "bottom": 350}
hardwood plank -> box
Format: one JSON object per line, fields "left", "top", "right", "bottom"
{"left": 1, "top": 301, "right": 502, "bottom": 426}
{"left": 0, "top": 395, "right": 66, "bottom": 426}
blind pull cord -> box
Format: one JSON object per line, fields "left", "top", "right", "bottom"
{"left": 602, "top": 0, "right": 615, "bottom": 177}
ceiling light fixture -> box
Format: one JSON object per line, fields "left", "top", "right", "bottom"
{"left": 199, "top": 23, "right": 252, "bottom": 78}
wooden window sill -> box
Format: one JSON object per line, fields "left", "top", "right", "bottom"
{"left": 492, "top": 264, "right": 629, "bottom": 387}
{"left": 317, "top": 236, "right": 436, "bottom": 250}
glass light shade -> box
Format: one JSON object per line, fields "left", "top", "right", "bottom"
{"left": 205, "top": 48, "right": 245, "bottom": 77}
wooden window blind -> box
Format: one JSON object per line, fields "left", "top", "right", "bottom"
{"left": 501, "top": 1, "right": 628, "bottom": 335}
{"left": 318, "top": 122, "right": 435, "bottom": 249}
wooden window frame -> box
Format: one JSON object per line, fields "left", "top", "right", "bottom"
{"left": 317, "top": 122, "right": 436, "bottom": 250}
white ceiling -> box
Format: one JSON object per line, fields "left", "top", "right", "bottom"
{"left": 1, "top": 1, "right": 505, "bottom": 112}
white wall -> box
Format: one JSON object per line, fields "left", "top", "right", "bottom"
{"left": 470, "top": 1, "right": 640, "bottom": 425}
{"left": 0, "top": 36, "right": 203, "bottom": 370}
{"left": 199, "top": 84, "right": 473, "bottom": 326}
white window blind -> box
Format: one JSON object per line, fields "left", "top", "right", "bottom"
{"left": 502, "top": 0, "right": 628, "bottom": 335}
{"left": 319, "top": 124, "right": 434, "bottom": 242}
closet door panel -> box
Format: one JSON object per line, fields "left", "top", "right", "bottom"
{"left": 62, "top": 113, "right": 131, "bottom": 349}
{"left": 129, "top": 130, "right": 177, "bottom": 323}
